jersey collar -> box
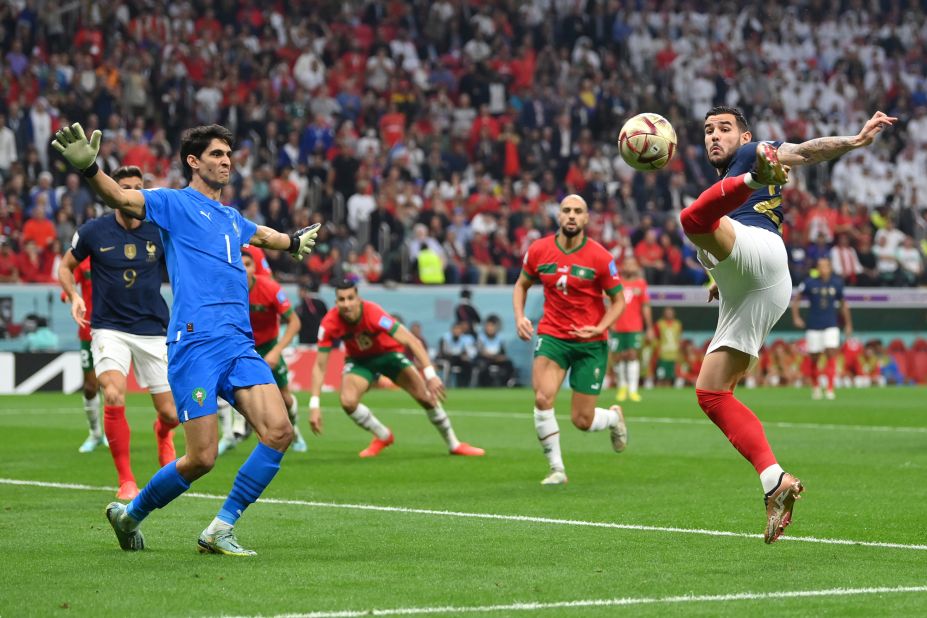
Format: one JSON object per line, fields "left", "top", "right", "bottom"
{"left": 555, "top": 233, "right": 587, "bottom": 255}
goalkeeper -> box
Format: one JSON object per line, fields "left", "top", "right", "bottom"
{"left": 52, "top": 122, "right": 319, "bottom": 557}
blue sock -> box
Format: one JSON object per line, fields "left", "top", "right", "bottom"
{"left": 126, "top": 460, "right": 191, "bottom": 522}
{"left": 217, "top": 442, "right": 284, "bottom": 525}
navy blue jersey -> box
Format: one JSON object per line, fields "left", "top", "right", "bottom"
{"left": 141, "top": 187, "right": 257, "bottom": 343}
{"left": 718, "top": 141, "right": 784, "bottom": 234}
{"left": 799, "top": 275, "right": 844, "bottom": 330}
{"left": 71, "top": 214, "right": 170, "bottom": 336}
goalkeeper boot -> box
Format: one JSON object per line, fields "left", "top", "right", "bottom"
{"left": 609, "top": 405, "right": 628, "bottom": 453}
{"left": 763, "top": 472, "right": 804, "bottom": 544}
{"left": 752, "top": 142, "right": 790, "bottom": 186}
{"left": 78, "top": 432, "right": 107, "bottom": 453}
{"left": 197, "top": 527, "right": 256, "bottom": 557}
{"left": 106, "top": 502, "right": 145, "bottom": 551}
{"left": 359, "top": 432, "right": 394, "bottom": 458}
{"left": 541, "top": 469, "right": 568, "bottom": 486}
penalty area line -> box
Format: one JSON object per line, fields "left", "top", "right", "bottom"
{"left": 1, "top": 477, "right": 926, "bottom": 552}
{"left": 225, "top": 585, "right": 927, "bottom": 617}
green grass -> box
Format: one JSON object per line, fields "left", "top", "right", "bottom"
{"left": 1, "top": 387, "right": 926, "bottom": 617}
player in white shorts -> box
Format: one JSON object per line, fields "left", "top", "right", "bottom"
{"left": 58, "top": 165, "right": 178, "bottom": 501}
{"left": 791, "top": 257, "right": 852, "bottom": 400}
{"left": 679, "top": 105, "right": 896, "bottom": 543}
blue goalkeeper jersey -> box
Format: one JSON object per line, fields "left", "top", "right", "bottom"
{"left": 141, "top": 187, "right": 257, "bottom": 343}
{"left": 718, "top": 141, "right": 784, "bottom": 235}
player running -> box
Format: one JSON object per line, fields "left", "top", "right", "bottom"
{"left": 308, "top": 279, "right": 484, "bottom": 458}
{"left": 53, "top": 122, "right": 319, "bottom": 556}
{"left": 791, "top": 257, "right": 852, "bottom": 400}
{"left": 678, "top": 106, "right": 895, "bottom": 542}
{"left": 608, "top": 257, "right": 653, "bottom": 403}
{"left": 59, "top": 165, "right": 178, "bottom": 500}
{"left": 64, "top": 254, "right": 106, "bottom": 453}
{"left": 216, "top": 249, "right": 308, "bottom": 455}
{"left": 513, "top": 194, "right": 628, "bottom": 485}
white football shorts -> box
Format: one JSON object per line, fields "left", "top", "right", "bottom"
{"left": 698, "top": 218, "right": 793, "bottom": 369}
{"left": 91, "top": 328, "right": 170, "bottom": 394}
{"left": 805, "top": 327, "right": 840, "bottom": 353}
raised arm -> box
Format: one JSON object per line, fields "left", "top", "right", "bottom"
{"left": 51, "top": 123, "right": 146, "bottom": 219}
{"left": 777, "top": 111, "right": 897, "bottom": 167}
{"left": 249, "top": 223, "right": 320, "bottom": 259}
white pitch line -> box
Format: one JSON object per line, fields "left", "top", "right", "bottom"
{"left": 226, "top": 585, "right": 927, "bottom": 618}
{"left": 3, "top": 406, "right": 926, "bottom": 435}
{"left": 2, "top": 478, "right": 925, "bottom": 552}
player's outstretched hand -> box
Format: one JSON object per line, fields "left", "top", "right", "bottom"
{"left": 707, "top": 283, "right": 719, "bottom": 303}
{"left": 570, "top": 324, "right": 602, "bottom": 339}
{"left": 309, "top": 406, "right": 323, "bottom": 435}
{"left": 427, "top": 375, "right": 446, "bottom": 402}
{"left": 516, "top": 316, "right": 534, "bottom": 340}
{"left": 51, "top": 123, "right": 101, "bottom": 171}
{"left": 289, "top": 223, "right": 321, "bottom": 259}
{"left": 69, "top": 294, "right": 89, "bottom": 328}
{"left": 852, "top": 111, "right": 897, "bottom": 148}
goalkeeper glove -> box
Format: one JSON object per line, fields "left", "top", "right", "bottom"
{"left": 289, "top": 223, "right": 321, "bottom": 259}
{"left": 51, "top": 123, "right": 102, "bottom": 175}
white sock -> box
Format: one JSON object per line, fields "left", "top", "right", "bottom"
{"left": 760, "top": 464, "right": 786, "bottom": 494}
{"left": 615, "top": 362, "right": 627, "bottom": 389}
{"left": 217, "top": 399, "right": 235, "bottom": 441}
{"left": 586, "top": 407, "right": 619, "bottom": 432}
{"left": 628, "top": 360, "right": 641, "bottom": 394}
{"left": 426, "top": 403, "right": 460, "bottom": 450}
{"left": 349, "top": 404, "right": 391, "bottom": 440}
{"left": 534, "top": 407, "right": 564, "bottom": 472}
{"left": 205, "top": 516, "right": 233, "bottom": 535}
{"left": 83, "top": 393, "right": 101, "bottom": 436}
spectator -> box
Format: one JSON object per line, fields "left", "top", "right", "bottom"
{"left": 356, "top": 244, "right": 383, "bottom": 283}
{"left": 0, "top": 113, "right": 16, "bottom": 180}
{"left": 21, "top": 201, "right": 56, "bottom": 250}
{"left": 830, "top": 233, "right": 863, "bottom": 285}
{"left": 17, "top": 239, "right": 54, "bottom": 283}
{"left": 476, "top": 315, "right": 515, "bottom": 387}
{"left": 469, "top": 231, "right": 505, "bottom": 285}
{"left": 55, "top": 173, "right": 95, "bottom": 223}
{"left": 295, "top": 281, "right": 328, "bottom": 348}
{"left": 438, "top": 320, "right": 477, "bottom": 387}
{"left": 896, "top": 236, "right": 923, "bottom": 286}
{"left": 27, "top": 172, "right": 57, "bottom": 218}
{"left": 634, "top": 229, "right": 665, "bottom": 283}
{"left": 654, "top": 307, "right": 683, "bottom": 386}
{"left": 0, "top": 237, "right": 19, "bottom": 282}
{"left": 873, "top": 233, "right": 900, "bottom": 286}
{"left": 453, "top": 289, "right": 481, "bottom": 335}
{"left": 346, "top": 180, "right": 376, "bottom": 234}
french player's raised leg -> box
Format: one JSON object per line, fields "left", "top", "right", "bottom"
{"left": 339, "top": 373, "right": 394, "bottom": 457}
{"left": 198, "top": 382, "right": 291, "bottom": 557}
{"left": 532, "top": 356, "right": 568, "bottom": 485}
{"left": 393, "top": 366, "right": 484, "bottom": 456}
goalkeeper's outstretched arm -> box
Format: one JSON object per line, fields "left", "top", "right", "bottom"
{"left": 51, "top": 123, "right": 146, "bottom": 219}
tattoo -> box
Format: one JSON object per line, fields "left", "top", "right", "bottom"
{"left": 779, "top": 136, "right": 856, "bottom": 166}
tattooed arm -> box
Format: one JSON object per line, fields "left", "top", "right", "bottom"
{"left": 777, "top": 111, "right": 897, "bottom": 167}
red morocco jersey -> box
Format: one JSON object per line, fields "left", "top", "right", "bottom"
{"left": 612, "top": 277, "right": 649, "bottom": 333}
{"left": 522, "top": 235, "right": 623, "bottom": 342}
{"left": 318, "top": 300, "right": 405, "bottom": 359}
{"left": 75, "top": 258, "right": 93, "bottom": 342}
{"left": 248, "top": 274, "right": 293, "bottom": 347}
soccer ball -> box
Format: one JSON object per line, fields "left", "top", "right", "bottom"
{"left": 618, "top": 113, "right": 677, "bottom": 171}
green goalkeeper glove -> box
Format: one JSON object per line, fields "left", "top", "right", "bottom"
{"left": 51, "top": 123, "right": 102, "bottom": 172}
{"left": 288, "top": 223, "right": 321, "bottom": 259}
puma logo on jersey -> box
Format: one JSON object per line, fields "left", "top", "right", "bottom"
{"left": 199, "top": 210, "right": 212, "bottom": 221}
{"left": 99, "top": 246, "right": 115, "bottom": 252}
{"left": 557, "top": 266, "right": 569, "bottom": 273}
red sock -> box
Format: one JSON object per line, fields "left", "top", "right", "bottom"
{"left": 825, "top": 357, "right": 836, "bottom": 390}
{"left": 696, "top": 389, "right": 777, "bottom": 473}
{"left": 809, "top": 361, "right": 819, "bottom": 388}
{"left": 154, "top": 417, "right": 179, "bottom": 439}
{"left": 680, "top": 174, "right": 756, "bottom": 234}
{"left": 103, "top": 405, "right": 134, "bottom": 484}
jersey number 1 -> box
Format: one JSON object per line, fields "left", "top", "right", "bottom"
{"left": 556, "top": 274, "right": 568, "bottom": 295}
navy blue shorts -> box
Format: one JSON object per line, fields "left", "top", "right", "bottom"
{"left": 168, "top": 333, "right": 274, "bottom": 423}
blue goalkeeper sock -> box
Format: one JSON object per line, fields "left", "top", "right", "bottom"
{"left": 126, "top": 460, "right": 190, "bottom": 523}
{"left": 217, "top": 442, "right": 284, "bottom": 526}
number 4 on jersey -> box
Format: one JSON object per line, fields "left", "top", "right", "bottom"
{"left": 556, "top": 274, "right": 568, "bottom": 295}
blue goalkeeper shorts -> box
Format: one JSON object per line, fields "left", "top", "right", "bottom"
{"left": 167, "top": 331, "right": 274, "bottom": 422}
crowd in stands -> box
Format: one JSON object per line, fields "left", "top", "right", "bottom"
{"left": 1, "top": 1, "right": 926, "bottom": 287}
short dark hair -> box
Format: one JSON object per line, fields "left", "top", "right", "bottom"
{"left": 112, "top": 165, "right": 143, "bottom": 182}
{"left": 333, "top": 279, "right": 357, "bottom": 291}
{"left": 179, "top": 124, "right": 234, "bottom": 178}
{"left": 705, "top": 106, "right": 750, "bottom": 133}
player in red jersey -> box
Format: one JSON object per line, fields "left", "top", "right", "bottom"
{"left": 608, "top": 257, "right": 654, "bottom": 403}
{"left": 64, "top": 254, "right": 106, "bottom": 453}
{"left": 217, "top": 250, "right": 308, "bottom": 455}
{"left": 308, "top": 279, "right": 484, "bottom": 458}
{"left": 513, "top": 195, "right": 628, "bottom": 485}
{"left": 679, "top": 106, "right": 895, "bottom": 542}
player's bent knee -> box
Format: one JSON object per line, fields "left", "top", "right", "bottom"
{"left": 263, "top": 422, "right": 293, "bottom": 450}
{"left": 680, "top": 204, "right": 719, "bottom": 235}
{"left": 571, "top": 414, "right": 593, "bottom": 431}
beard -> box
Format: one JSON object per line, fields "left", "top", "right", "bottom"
{"left": 560, "top": 226, "right": 581, "bottom": 238}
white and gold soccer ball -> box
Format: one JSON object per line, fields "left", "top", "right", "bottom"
{"left": 617, "top": 113, "right": 677, "bottom": 171}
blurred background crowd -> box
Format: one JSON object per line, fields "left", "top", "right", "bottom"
{"left": 1, "top": 0, "right": 926, "bottom": 289}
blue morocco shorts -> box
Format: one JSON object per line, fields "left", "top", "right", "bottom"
{"left": 168, "top": 332, "right": 274, "bottom": 423}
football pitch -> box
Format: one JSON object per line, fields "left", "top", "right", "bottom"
{"left": 1, "top": 387, "right": 926, "bottom": 617}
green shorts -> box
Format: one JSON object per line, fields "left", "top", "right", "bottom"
{"left": 345, "top": 351, "right": 414, "bottom": 384}
{"left": 656, "top": 360, "right": 676, "bottom": 380}
{"left": 256, "top": 339, "right": 289, "bottom": 388}
{"left": 534, "top": 335, "right": 608, "bottom": 395}
{"left": 609, "top": 331, "right": 644, "bottom": 353}
{"left": 80, "top": 339, "right": 94, "bottom": 371}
